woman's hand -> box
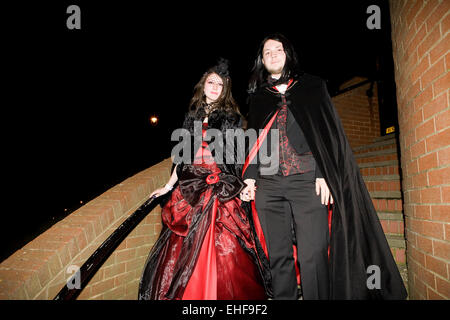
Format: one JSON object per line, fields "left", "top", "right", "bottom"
{"left": 240, "top": 179, "right": 257, "bottom": 202}
{"left": 150, "top": 185, "right": 171, "bottom": 199}
{"left": 315, "top": 178, "right": 333, "bottom": 205}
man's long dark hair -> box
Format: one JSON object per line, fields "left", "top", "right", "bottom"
{"left": 248, "top": 33, "right": 303, "bottom": 94}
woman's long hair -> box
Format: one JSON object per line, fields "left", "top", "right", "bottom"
{"left": 248, "top": 33, "right": 303, "bottom": 94}
{"left": 189, "top": 66, "right": 241, "bottom": 117}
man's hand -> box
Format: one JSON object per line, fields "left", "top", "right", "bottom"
{"left": 240, "top": 179, "right": 257, "bottom": 202}
{"left": 315, "top": 178, "right": 333, "bottom": 205}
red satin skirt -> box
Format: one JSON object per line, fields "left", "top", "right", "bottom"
{"left": 170, "top": 186, "right": 266, "bottom": 300}
{"left": 139, "top": 165, "right": 267, "bottom": 300}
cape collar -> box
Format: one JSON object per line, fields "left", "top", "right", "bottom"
{"left": 266, "top": 78, "right": 296, "bottom": 94}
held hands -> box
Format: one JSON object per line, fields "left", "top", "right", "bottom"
{"left": 240, "top": 179, "right": 257, "bottom": 202}
{"left": 239, "top": 178, "right": 334, "bottom": 205}
{"left": 315, "top": 178, "right": 333, "bottom": 205}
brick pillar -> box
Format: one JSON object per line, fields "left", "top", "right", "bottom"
{"left": 389, "top": 0, "right": 450, "bottom": 299}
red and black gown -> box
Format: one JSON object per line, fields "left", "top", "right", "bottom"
{"left": 138, "top": 122, "right": 269, "bottom": 300}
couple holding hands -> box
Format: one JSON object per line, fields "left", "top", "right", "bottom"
{"left": 138, "top": 34, "right": 407, "bottom": 300}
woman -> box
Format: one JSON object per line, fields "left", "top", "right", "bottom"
{"left": 138, "top": 59, "right": 271, "bottom": 300}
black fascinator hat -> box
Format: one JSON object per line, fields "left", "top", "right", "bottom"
{"left": 211, "top": 57, "right": 230, "bottom": 78}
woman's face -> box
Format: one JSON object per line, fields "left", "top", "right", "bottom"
{"left": 204, "top": 73, "right": 224, "bottom": 103}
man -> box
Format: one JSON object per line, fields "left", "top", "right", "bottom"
{"left": 240, "top": 33, "right": 407, "bottom": 300}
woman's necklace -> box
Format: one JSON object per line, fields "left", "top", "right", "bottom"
{"left": 205, "top": 103, "right": 214, "bottom": 114}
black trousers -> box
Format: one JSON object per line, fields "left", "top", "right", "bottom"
{"left": 254, "top": 171, "right": 330, "bottom": 300}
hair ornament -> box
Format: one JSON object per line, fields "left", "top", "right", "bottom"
{"left": 213, "top": 57, "right": 230, "bottom": 78}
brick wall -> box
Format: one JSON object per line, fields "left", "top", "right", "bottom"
{"left": 390, "top": 0, "right": 449, "bottom": 299}
{"left": 332, "top": 77, "right": 381, "bottom": 149}
{"left": 0, "top": 158, "right": 172, "bottom": 299}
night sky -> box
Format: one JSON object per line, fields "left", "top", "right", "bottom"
{"left": 2, "top": 0, "right": 397, "bottom": 261}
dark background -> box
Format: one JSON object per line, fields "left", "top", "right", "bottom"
{"left": 2, "top": 0, "right": 398, "bottom": 262}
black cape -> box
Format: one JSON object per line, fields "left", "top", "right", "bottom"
{"left": 244, "top": 73, "right": 407, "bottom": 300}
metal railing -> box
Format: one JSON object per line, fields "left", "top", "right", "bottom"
{"left": 54, "top": 196, "right": 159, "bottom": 300}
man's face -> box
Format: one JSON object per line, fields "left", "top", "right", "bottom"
{"left": 261, "top": 39, "right": 286, "bottom": 78}
{"left": 204, "top": 73, "right": 224, "bottom": 103}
